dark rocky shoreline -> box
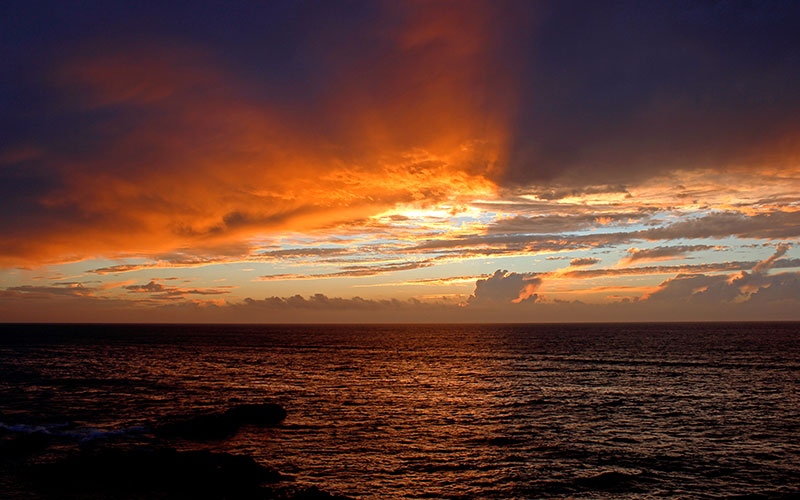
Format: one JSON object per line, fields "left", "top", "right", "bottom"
{"left": 1, "top": 403, "right": 356, "bottom": 500}
{"left": 154, "top": 402, "right": 288, "bottom": 441}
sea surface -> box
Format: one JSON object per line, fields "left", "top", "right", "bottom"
{"left": 1, "top": 323, "right": 798, "bottom": 499}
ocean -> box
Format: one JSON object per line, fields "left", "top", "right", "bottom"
{"left": 1, "top": 323, "right": 798, "bottom": 499}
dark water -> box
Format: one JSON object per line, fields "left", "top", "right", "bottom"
{"left": 1, "top": 323, "right": 799, "bottom": 499}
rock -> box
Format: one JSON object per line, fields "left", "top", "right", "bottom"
{"left": 0, "top": 431, "right": 53, "bottom": 457}
{"left": 225, "top": 403, "right": 287, "bottom": 427}
{"left": 155, "top": 403, "right": 287, "bottom": 441}
{"left": 6, "top": 404, "right": 357, "bottom": 500}
{"left": 155, "top": 412, "right": 241, "bottom": 440}
{"left": 35, "top": 446, "right": 284, "bottom": 498}
{"left": 486, "top": 436, "right": 523, "bottom": 447}
{"left": 31, "top": 445, "right": 356, "bottom": 500}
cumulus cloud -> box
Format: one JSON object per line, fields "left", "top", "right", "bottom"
{"left": 467, "top": 270, "right": 541, "bottom": 305}
{"left": 643, "top": 245, "right": 798, "bottom": 305}
{"left": 241, "top": 294, "right": 426, "bottom": 311}
{"left": 745, "top": 273, "right": 800, "bottom": 306}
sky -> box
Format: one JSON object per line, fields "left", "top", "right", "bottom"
{"left": 1, "top": 0, "right": 799, "bottom": 322}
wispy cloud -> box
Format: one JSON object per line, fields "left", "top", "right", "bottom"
{"left": 569, "top": 258, "right": 600, "bottom": 267}
{"left": 619, "top": 245, "right": 723, "bottom": 265}
{"left": 258, "top": 260, "right": 435, "bottom": 280}
{"left": 124, "top": 279, "right": 235, "bottom": 300}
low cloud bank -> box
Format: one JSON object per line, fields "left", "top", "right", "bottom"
{"left": 2, "top": 247, "right": 798, "bottom": 322}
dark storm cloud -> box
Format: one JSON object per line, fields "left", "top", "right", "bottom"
{"left": 501, "top": 1, "right": 800, "bottom": 186}
{"left": 0, "top": 0, "right": 511, "bottom": 264}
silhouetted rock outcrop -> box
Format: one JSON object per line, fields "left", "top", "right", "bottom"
{"left": 33, "top": 446, "right": 354, "bottom": 500}
{"left": 0, "top": 430, "right": 53, "bottom": 457}
{"left": 156, "top": 403, "right": 287, "bottom": 441}
{"left": 36, "top": 447, "right": 280, "bottom": 497}
{"left": 7, "top": 404, "right": 356, "bottom": 499}
{"left": 226, "top": 403, "right": 287, "bottom": 426}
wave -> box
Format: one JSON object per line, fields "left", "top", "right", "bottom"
{"left": 1, "top": 421, "right": 146, "bottom": 443}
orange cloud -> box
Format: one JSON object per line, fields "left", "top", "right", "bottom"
{"left": 1, "top": 5, "right": 513, "bottom": 267}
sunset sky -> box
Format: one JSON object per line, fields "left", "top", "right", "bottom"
{"left": 1, "top": 1, "right": 799, "bottom": 322}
